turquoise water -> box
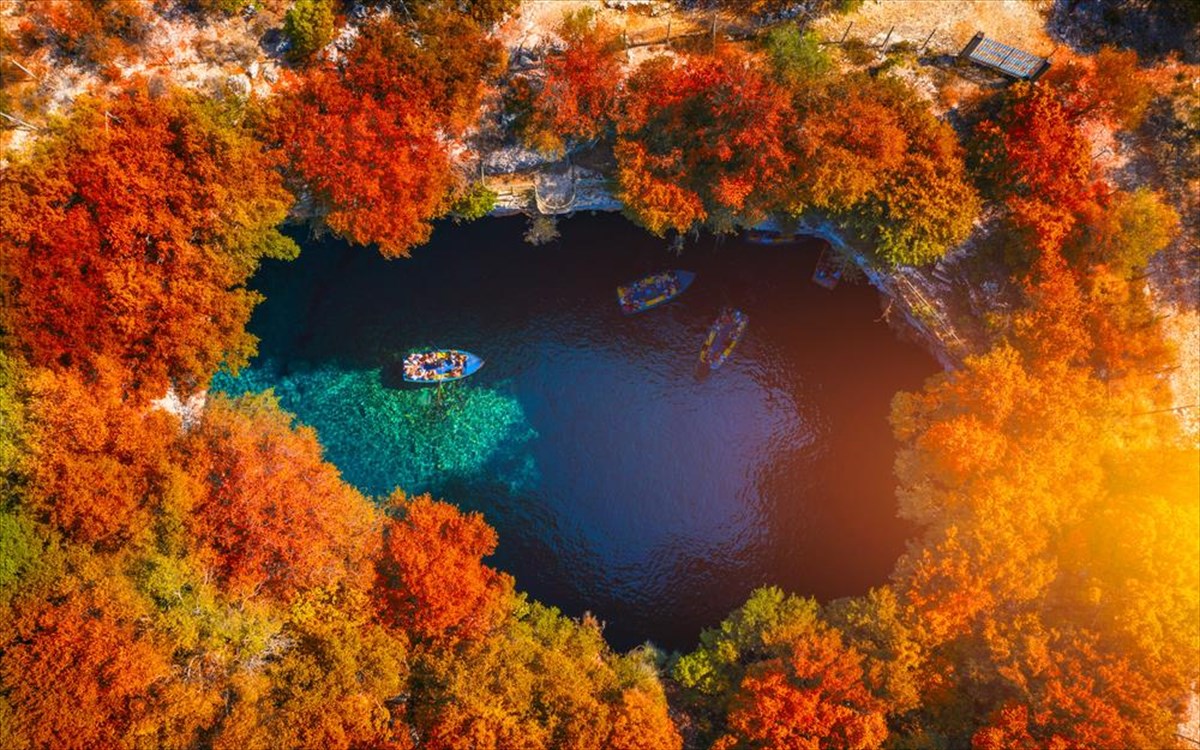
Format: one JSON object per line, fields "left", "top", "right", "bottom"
{"left": 213, "top": 362, "right": 538, "bottom": 497}
{"left": 217, "top": 214, "right": 936, "bottom": 650}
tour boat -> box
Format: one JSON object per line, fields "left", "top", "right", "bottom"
{"left": 617, "top": 270, "right": 695, "bottom": 315}
{"left": 699, "top": 308, "right": 749, "bottom": 371}
{"left": 812, "top": 245, "right": 843, "bottom": 290}
{"left": 745, "top": 229, "right": 802, "bottom": 245}
{"left": 401, "top": 350, "right": 484, "bottom": 384}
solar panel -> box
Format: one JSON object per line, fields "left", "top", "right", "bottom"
{"left": 960, "top": 32, "right": 1050, "bottom": 81}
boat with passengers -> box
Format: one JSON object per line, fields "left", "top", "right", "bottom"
{"left": 617, "top": 270, "right": 695, "bottom": 314}
{"left": 402, "top": 350, "right": 484, "bottom": 384}
{"left": 699, "top": 308, "right": 748, "bottom": 371}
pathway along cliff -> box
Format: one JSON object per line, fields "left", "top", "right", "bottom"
{"left": 217, "top": 213, "right": 937, "bottom": 650}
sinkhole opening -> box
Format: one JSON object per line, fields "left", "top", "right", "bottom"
{"left": 215, "top": 213, "right": 937, "bottom": 650}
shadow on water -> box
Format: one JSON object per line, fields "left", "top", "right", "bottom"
{"left": 216, "top": 213, "right": 938, "bottom": 651}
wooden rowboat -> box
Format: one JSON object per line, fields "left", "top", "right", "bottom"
{"left": 402, "top": 350, "right": 484, "bottom": 384}
{"left": 699, "top": 308, "right": 748, "bottom": 371}
{"left": 617, "top": 270, "right": 695, "bottom": 315}
{"left": 812, "top": 246, "right": 843, "bottom": 290}
{"left": 745, "top": 229, "right": 802, "bottom": 245}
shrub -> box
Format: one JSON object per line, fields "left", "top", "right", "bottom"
{"left": 450, "top": 183, "right": 498, "bottom": 222}
{"left": 763, "top": 25, "right": 831, "bottom": 86}
{"left": 283, "top": 0, "right": 336, "bottom": 62}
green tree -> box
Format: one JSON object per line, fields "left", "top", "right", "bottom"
{"left": 1072, "top": 187, "right": 1180, "bottom": 275}
{"left": 674, "top": 587, "right": 820, "bottom": 701}
{"left": 0, "top": 512, "right": 42, "bottom": 602}
{"left": 450, "top": 183, "right": 498, "bottom": 222}
{"left": 0, "top": 353, "right": 26, "bottom": 490}
{"left": 284, "top": 0, "right": 337, "bottom": 62}
{"left": 763, "top": 25, "right": 831, "bottom": 87}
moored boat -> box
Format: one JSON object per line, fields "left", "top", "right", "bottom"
{"left": 699, "top": 308, "right": 749, "bottom": 371}
{"left": 617, "top": 270, "right": 695, "bottom": 315}
{"left": 402, "top": 350, "right": 484, "bottom": 384}
{"left": 745, "top": 229, "right": 802, "bottom": 245}
{"left": 812, "top": 245, "right": 843, "bottom": 290}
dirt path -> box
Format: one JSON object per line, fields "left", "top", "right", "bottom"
{"left": 811, "top": 0, "right": 1055, "bottom": 56}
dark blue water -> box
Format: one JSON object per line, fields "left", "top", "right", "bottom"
{"left": 217, "top": 214, "right": 936, "bottom": 650}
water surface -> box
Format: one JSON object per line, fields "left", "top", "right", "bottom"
{"left": 217, "top": 214, "right": 936, "bottom": 650}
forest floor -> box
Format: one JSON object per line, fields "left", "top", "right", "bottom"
{"left": 810, "top": 0, "right": 1054, "bottom": 56}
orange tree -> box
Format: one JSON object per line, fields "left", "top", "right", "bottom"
{"left": 615, "top": 47, "right": 793, "bottom": 236}
{"left": 0, "top": 87, "right": 296, "bottom": 395}
{"left": 838, "top": 76, "right": 979, "bottom": 267}
{"left": 512, "top": 9, "right": 625, "bottom": 155}
{"left": 181, "top": 393, "right": 380, "bottom": 602}
{"left": 21, "top": 360, "right": 178, "bottom": 546}
{"left": 0, "top": 574, "right": 170, "bottom": 750}
{"left": 274, "top": 13, "right": 502, "bottom": 257}
{"left": 376, "top": 492, "right": 513, "bottom": 643}
{"left": 713, "top": 624, "right": 887, "bottom": 750}
{"left": 885, "top": 331, "right": 1198, "bottom": 745}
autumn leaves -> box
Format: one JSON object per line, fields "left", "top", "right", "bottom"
{"left": 272, "top": 9, "right": 982, "bottom": 265}
{"left": 0, "top": 90, "right": 296, "bottom": 396}
{"left": 276, "top": 10, "right": 504, "bottom": 258}
{"left": 876, "top": 48, "right": 1199, "bottom": 748}
{"left": 0, "top": 1, "right": 1196, "bottom": 747}
{"left": 508, "top": 19, "right": 979, "bottom": 266}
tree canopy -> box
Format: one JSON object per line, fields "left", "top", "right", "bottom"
{"left": 0, "top": 10, "right": 1193, "bottom": 749}
{"left": 0, "top": 88, "right": 296, "bottom": 394}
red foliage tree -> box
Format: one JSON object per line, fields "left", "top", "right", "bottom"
{"left": 518, "top": 11, "right": 624, "bottom": 154}
{"left": 376, "top": 492, "right": 513, "bottom": 642}
{"left": 0, "top": 579, "right": 170, "bottom": 750}
{"left": 348, "top": 12, "right": 503, "bottom": 136}
{"left": 275, "top": 14, "right": 503, "bottom": 257}
{"left": 615, "top": 48, "right": 793, "bottom": 235}
{"left": 17, "top": 0, "right": 150, "bottom": 72}
{"left": 183, "top": 394, "right": 380, "bottom": 601}
{"left": 714, "top": 625, "right": 888, "bottom": 750}
{"left": 0, "top": 87, "right": 296, "bottom": 394}
{"left": 975, "top": 85, "right": 1103, "bottom": 258}
{"left": 972, "top": 631, "right": 1178, "bottom": 750}
{"left": 277, "top": 64, "right": 454, "bottom": 258}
